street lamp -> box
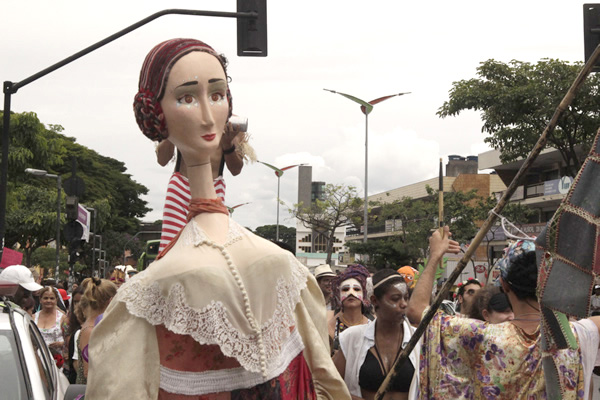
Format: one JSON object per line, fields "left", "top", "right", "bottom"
{"left": 257, "top": 161, "right": 306, "bottom": 241}
{"left": 324, "top": 89, "right": 410, "bottom": 243}
{"left": 25, "top": 168, "right": 61, "bottom": 281}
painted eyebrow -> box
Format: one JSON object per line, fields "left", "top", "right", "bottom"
{"left": 176, "top": 80, "right": 198, "bottom": 89}
{"left": 209, "top": 78, "right": 225, "bottom": 83}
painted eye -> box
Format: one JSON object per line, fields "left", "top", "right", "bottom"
{"left": 211, "top": 93, "right": 224, "bottom": 102}
{"left": 184, "top": 94, "right": 194, "bottom": 104}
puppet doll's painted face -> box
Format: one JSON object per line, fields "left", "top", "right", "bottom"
{"left": 160, "top": 51, "right": 229, "bottom": 164}
{"left": 340, "top": 278, "right": 363, "bottom": 305}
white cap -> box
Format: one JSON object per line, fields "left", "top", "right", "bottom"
{"left": 0, "top": 265, "right": 43, "bottom": 292}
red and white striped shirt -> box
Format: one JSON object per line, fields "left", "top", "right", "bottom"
{"left": 159, "top": 172, "right": 226, "bottom": 252}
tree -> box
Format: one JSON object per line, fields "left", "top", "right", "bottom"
{"left": 6, "top": 184, "right": 64, "bottom": 267}
{"left": 438, "top": 59, "right": 600, "bottom": 176}
{"left": 347, "top": 186, "right": 492, "bottom": 269}
{"left": 290, "top": 184, "right": 363, "bottom": 265}
{"left": 254, "top": 224, "right": 296, "bottom": 250}
{"left": 3, "top": 111, "right": 151, "bottom": 273}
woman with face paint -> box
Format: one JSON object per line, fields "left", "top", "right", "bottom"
{"left": 328, "top": 264, "right": 372, "bottom": 353}
{"left": 333, "top": 269, "right": 417, "bottom": 400}
{"left": 85, "top": 39, "right": 350, "bottom": 399}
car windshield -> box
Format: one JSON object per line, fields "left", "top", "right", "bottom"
{"left": 0, "top": 329, "right": 27, "bottom": 399}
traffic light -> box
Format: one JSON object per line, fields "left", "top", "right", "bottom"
{"left": 69, "top": 237, "right": 83, "bottom": 263}
{"left": 66, "top": 196, "right": 79, "bottom": 220}
{"left": 237, "top": 0, "right": 267, "bottom": 57}
{"left": 584, "top": 4, "right": 600, "bottom": 71}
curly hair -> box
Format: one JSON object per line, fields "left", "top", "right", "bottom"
{"left": 133, "top": 38, "right": 233, "bottom": 142}
{"left": 331, "top": 264, "right": 370, "bottom": 311}
{"left": 504, "top": 251, "right": 538, "bottom": 301}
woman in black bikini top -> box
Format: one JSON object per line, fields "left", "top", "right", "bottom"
{"left": 334, "top": 269, "right": 416, "bottom": 400}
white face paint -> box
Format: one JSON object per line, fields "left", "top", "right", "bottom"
{"left": 340, "top": 278, "right": 363, "bottom": 302}
{"left": 392, "top": 282, "right": 409, "bottom": 297}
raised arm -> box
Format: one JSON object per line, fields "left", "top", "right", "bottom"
{"left": 407, "top": 226, "right": 460, "bottom": 325}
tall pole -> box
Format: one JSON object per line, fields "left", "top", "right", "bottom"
{"left": 55, "top": 176, "right": 61, "bottom": 282}
{"left": 323, "top": 89, "right": 410, "bottom": 244}
{"left": 364, "top": 113, "right": 369, "bottom": 243}
{"left": 276, "top": 175, "right": 281, "bottom": 242}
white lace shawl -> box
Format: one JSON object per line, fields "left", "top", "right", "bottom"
{"left": 115, "top": 219, "right": 308, "bottom": 376}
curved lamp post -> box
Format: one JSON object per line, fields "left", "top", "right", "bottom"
{"left": 258, "top": 161, "right": 306, "bottom": 241}
{"left": 323, "top": 89, "right": 410, "bottom": 243}
{"left": 25, "top": 168, "right": 61, "bottom": 280}
{"left": 226, "top": 202, "right": 251, "bottom": 215}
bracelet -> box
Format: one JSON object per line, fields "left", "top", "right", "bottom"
{"left": 223, "top": 144, "right": 236, "bottom": 155}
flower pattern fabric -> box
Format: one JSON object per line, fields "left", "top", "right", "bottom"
{"left": 419, "top": 310, "right": 585, "bottom": 399}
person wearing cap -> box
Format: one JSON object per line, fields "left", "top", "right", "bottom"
{"left": 314, "top": 264, "right": 336, "bottom": 311}
{"left": 58, "top": 288, "right": 71, "bottom": 309}
{"left": 0, "top": 264, "right": 44, "bottom": 306}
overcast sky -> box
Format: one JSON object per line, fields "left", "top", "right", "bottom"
{"left": 0, "top": 1, "right": 588, "bottom": 230}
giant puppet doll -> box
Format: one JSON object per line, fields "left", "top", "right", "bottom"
{"left": 85, "top": 39, "right": 350, "bottom": 399}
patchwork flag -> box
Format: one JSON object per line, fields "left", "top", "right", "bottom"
{"left": 535, "top": 129, "right": 600, "bottom": 399}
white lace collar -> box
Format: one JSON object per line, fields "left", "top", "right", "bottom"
{"left": 118, "top": 220, "right": 309, "bottom": 377}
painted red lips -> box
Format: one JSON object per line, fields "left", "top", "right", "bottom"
{"left": 202, "top": 134, "right": 216, "bottom": 141}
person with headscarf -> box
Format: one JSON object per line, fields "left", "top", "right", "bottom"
{"left": 328, "top": 264, "right": 372, "bottom": 353}
{"left": 85, "top": 38, "right": 349, "bottom": 399}
{"left": 408, "top": 237, "right": 600, "bottom": 399}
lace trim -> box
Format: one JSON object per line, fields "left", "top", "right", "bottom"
{"left": 180, "top": 218, "right": 244, "bottom": 248}
{"left": 119, "top": 253, "right": 308, "bottom": 375}
{"left": 159, "top": 329, "right": 304, "bottom": 395}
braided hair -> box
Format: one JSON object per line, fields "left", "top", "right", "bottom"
{"left": 133, "top": 38, "right": 233, "bottom": 142}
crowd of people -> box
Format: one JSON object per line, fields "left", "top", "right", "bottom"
{"left": 1, "top": 37, "right": 599, "bottom": 399}
{"left": 0, "top": 264, "right": 125, "bottom": 385}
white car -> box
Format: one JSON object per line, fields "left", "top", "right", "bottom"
{"left": 1, "top": 281, "right": 86, "bottom": 399}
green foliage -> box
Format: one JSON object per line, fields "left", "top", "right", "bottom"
{"left": 417, "top": 257, "right": 448, "bottom": 283}
{"left": 346, "top": 238, "right": 414, "bottom": 270}
{"left": 6, "top": 184, "right": 64, "bottom": 267}
{"left": 0, "top": 111, "right": 66, "bottom": 183}
{"left": 290, "top": 183, "right": 363, "bottom": 265}
{"left": 438, "top": 59, "right": 600, "bottom": 175}
{"left": 353, "top": 186, "right": 490, "bottom": 268}
{"left": 254, "top": 224, "right": 296, "bottom": 250}
{"left": 3, "top": 111, "right": 151, "bottom": 272}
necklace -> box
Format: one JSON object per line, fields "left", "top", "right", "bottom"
{"left": 373, "top": 321, "right": 403, "bottom": 375}
{"left": 339, "top": 313, "right": 364, "bottom": 327}
{"left": 512, "top": 312, "right": 541, "bottom": 322}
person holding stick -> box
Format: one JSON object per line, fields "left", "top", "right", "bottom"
{"left": 406, "top": 239, "right": 600, "bottom": 399}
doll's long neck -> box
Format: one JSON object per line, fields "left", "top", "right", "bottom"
{"left": 186, "top": 162, "right": 218, "bottom": 199}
